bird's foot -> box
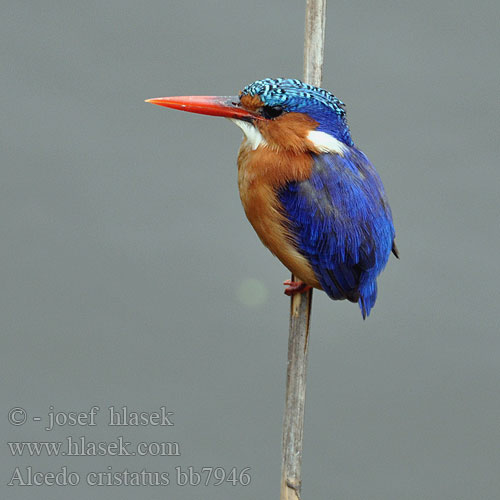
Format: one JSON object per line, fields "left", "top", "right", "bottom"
{"left": 283, "top": 279, "right": 312, "bottom": 296}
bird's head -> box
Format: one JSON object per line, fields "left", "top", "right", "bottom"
{"left": 147, "top": 78, "right": 353, "bottom": 154}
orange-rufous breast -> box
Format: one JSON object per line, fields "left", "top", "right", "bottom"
{"left": 237, "top": 142, "right": 321, "bottom": 289}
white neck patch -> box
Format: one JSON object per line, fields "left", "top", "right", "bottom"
{"left": 307, "top": 130, "right": 347, "bottom": 156}
{"left": 230, "top": 119, "right": 267, "bottom": 150}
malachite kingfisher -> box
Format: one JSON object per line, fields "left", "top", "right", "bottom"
{"left": 147, "top": 78, "right": 398, "bottom": 318}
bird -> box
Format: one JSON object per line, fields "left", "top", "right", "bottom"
{"left": 146, "top": 78, "right": 398, "bottom": 318}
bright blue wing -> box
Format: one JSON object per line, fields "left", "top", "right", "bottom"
{"left": 278, "top": 148, "right": 396, "bottom": 318}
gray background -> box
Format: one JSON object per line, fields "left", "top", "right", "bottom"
{"left": 2, "top": 0, "right": 499, "bottom": 499}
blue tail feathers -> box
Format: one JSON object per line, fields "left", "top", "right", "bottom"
{"left": 358, "top": 280, "right": 378, "bottom": 319}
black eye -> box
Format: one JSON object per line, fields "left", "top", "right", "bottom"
{"left": 261, "top": 105, "right": 284, "bottom": 119}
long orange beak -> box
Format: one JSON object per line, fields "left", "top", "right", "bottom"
{"left": 145, "top": 95, "right": 262, "bottom": 121}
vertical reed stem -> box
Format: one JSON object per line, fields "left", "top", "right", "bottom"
{"left": 280, "top": 2, "right": 326, "bottom": 499}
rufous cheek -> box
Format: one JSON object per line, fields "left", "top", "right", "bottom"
{"left": 257, "top": 112, "right": 319, "bottom": 152}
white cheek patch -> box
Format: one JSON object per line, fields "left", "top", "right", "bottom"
{"left": 307, "top": 130, "right": 347, "bottom": 156}
{"left": 230, "top": 119, "right": 268, "bottom": 150}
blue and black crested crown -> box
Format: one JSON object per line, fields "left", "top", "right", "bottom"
{"left": 240, "top": 78, "right": 353, "bottom": 145}
{"left": 240, "top": 78, "right": 346, "bottom": 118}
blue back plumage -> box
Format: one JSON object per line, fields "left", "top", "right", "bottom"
{"left": 240, "top": 78, "right": 354, "bottom": 146}
{"left": 279, "top": 150, "right": 395, "bottom": 318}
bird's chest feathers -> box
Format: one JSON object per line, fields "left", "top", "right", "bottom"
{"left": 237, "top": 145, "right": 312, "bottom": 218}
{"left": 236, "top": 144, "right": 319, "bottom": 285}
